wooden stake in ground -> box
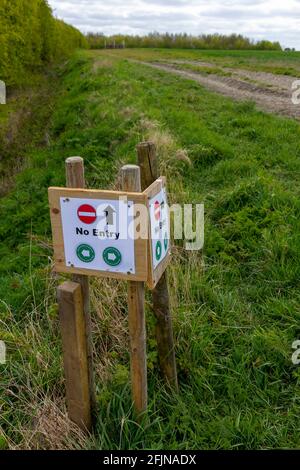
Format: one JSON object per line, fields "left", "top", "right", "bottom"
{"left": 57, "top": 281, "right": 92, "bottom": 431}
{"left": 137, "top": 142, "right": 178, "bottom": 391}
{"left": 121, "top": 165, "right": 148, "bottom": 415}
{"left": 65, "top": 157, "right": 96, "bottom": 417}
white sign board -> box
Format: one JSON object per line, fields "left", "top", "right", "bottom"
{"left": 49, "top": 188, "right": 148, "bottom": 282}
{"left": 145, "top": 177, "right": 171, "bottom": 289}
{"left": 60, "top": 197, "right": 135, "bottom": 274}
{"left": 0, "top": 341, "right": 6, "bottom": 365}
{"left": 149, "top": 187, "right": 170, "bottom": 270}
{"left": 0, "top": 80, "right": 6, "bottom": 105}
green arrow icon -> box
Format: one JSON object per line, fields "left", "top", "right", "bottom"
{"left": 103, "top": 247, "right": 122, "bottom": 267}
{"left": 164, "top": 233, "right": 169, "bottom": 251}
{"left": 76, "top": 244, "right": 95, "bottom": 263}
{"left": 155, "top": 241, "right": 162, "bottom": 261}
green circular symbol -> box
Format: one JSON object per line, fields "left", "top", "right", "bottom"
{"left": 164, "top": 234, "right": 169, "bottom": 251}
{"left": 76, "top": 244, "right": 95, "bottom": 263}
{"left": 155, "top": 241, "right": 162, "bottom": 261}
{"left": 103, "top": 247, "right": 122, "bottom": 267}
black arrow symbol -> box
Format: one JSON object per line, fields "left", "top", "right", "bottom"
{"left": 104, "top": 205, "right": 116, "bottom": 225}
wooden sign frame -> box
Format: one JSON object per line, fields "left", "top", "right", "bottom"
{"left": 145, "top": 177, "right": 172, "bottom": 289}
{"left": 48, "top": 187, "right": 148, "bottom": 282}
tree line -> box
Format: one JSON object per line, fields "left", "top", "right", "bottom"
{"left": 87, "top": 32, "right": 282, "bottom": 51}
{"left": 0, "top": 0, "right": 87, "bottom": 86}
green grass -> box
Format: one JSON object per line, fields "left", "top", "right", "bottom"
{"left": 0, "top": 49, "right": 300, "bottom": 449}
{"left": 106, "top": 48, "right": 300, "bottom": 77}
{"left": 0, "top": 70, "right": 61, "bottom": 197}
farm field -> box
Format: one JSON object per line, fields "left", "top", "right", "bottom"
{"left": 0, "top": 48, "right": 300, "bottom": 450}
{"left": 104, "top": 48, "right": 300, "bottom": 119}
{"left": 105, "top": 48, "right": 300, "bottom": 72}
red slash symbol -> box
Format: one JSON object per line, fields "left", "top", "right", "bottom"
{"left": 77, "top": 204, "right": 97, "bottom": 224}
{"left": 154, "top": 200, "right": 161, "bottom": 221}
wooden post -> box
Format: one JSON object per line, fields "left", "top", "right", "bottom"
{"left": 57, "top": 282, "right": 92, "bottom": 431}
{"left": 121, "top": 165, "right": 147, "bottom": 415}
{"left": 137, "top": 142, "right": 178, "bottom": 391}
{"left": 65, "top": 157, "right": 96, "bottom": 418}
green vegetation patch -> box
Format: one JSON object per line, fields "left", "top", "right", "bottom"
{"left": 0, "top": 0, "right": 87, "bottom": 86}
{"left": 0, "top": 50, "right": 300, "bottom": 449}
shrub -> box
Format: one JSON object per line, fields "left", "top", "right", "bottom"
{"left": 0, "top": 0, "right": 87, "bottom": 86}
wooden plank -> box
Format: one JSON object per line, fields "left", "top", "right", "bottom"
{"left": 49, "top": 186, "right": 147, "bottom": 200}
{"left": 137, "top": 141, "right": 158, "bottom": 191}
{"left": 48, "top": 186, "right": 148, "bottom": 282}
{"left": 57, "top": 281, "right": 92, "bottom": 431}
{"left": 65, "top": 157, "right": 96, "bottom": 421}
{"left": 137, "top": 142, "right": 178, "bottom": 391}
{"left": 121, "top": 165, "right": 148, "bottom": 416}
{"left": 66, "top": 156, "right": 85, "bottom": 188}
{"left": 143, "top": 177, "right": 166, "bottom": 200}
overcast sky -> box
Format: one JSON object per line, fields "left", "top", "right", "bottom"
{"left": 48, "top": 0, "right": 300, "bottom": 49}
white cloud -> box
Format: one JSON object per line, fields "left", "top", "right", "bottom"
{"left": 48, "top": 0, "right": 300, "bottom": 49}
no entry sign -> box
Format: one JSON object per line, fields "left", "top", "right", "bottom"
{"left": 77, "top": 204, "right": 97, "bottom": 224}
{"left": 48, "top": 187, "right": 148, "bottom": 282}
{"left": 154, "top": 201, "right": 161, "bottom": 221}
{"left": 145, "top": 177, "right": 171, "bottom": 289}
{"left": 48, "top": 178, "right": 171, "bottom": 287}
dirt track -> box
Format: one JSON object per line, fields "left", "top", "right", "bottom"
{"left": 137, "top": 60, "right": 300, "bottom": 120}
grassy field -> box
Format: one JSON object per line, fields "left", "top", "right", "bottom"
{"left": 104, "top": 48, "right": 300, "bottom": 77}
{"left": 0, "top": 48, "right": 300, "bottom": 449}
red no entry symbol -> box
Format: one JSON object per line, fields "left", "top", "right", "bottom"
{"left": 77, "top": 204, "right": 97, "bottom": 224}
{"left": 154, "top": 201, "right": 161, "bottom": 221}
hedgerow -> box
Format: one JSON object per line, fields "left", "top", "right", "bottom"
{"left": 87, "top": 32, "right": 282, "bottom": 51}
{"left": 0, "top": 0, "right": 87, "bottom": 86}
